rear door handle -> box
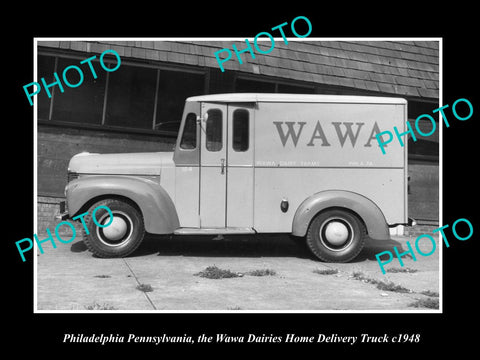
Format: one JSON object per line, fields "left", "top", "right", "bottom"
{"left": 220, "top": 158, "right": 225, "bottom": 174}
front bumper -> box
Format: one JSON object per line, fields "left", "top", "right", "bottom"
{"left": 55, "top": 200, "right": 70, "bottom": 220}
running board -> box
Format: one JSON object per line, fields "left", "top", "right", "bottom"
{"left": 174, "top": 227, "right": 256, "bottom": 235}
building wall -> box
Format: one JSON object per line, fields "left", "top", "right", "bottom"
{"left": 408, "top": 161, "right": 439, "bottom": 222}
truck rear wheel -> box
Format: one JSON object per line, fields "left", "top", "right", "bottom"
{"left": 306, "top": 209, "right": 365, "bottom": 262}
{"left": 82, "top": 198, "right": 145, "bottom": 258}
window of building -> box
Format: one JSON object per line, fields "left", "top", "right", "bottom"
{"left": 278, "top": 83, "right": 315, "bottom": 94}
{"left": 37, "top": 53, "right": 206, "bottom": 134}
{"left": 236, "top": 78, "right": 275, "bottom": 93}
{"left": 37, "top": 55, "right": 56, "bottom": 120}
{"left": 232, "top": 109, "right": 249, "bottom": 152}
{"left": 155, "top": 70, "right": 204, "bottom": 132}
{"left": 52, "top": 57, "right": 107, "bottom": 125}
{"left": 235, "top": 76, "right": 315, "bottom": 95}
{"left": 180, "top": 113, "right": 197, "bottom": 149}
{"left": 105, "top": 64, "right": 157, "bottom": 129}
{"left": 206, "top": 109, "right": 223, "bottom": 152}
{"left": 408, "top": 100, "right": 439, "bottom": 160}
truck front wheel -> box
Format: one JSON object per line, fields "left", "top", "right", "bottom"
{"left": 82, "top": 198, "right": 145, "bottom": 258}
{"left": 306, "top": 209, "right": 366, "bottom": 262}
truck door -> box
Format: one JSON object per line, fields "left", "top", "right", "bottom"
{"left": 200, "top": 103, "right": 227, "bottom": 227}
{"left": 226, "top": 105, "right": 254, "bottom": 228}
{"left": 199, "top": 103, "right": 254, "bottom": 229}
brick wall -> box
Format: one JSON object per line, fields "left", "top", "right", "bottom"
{"left": 408, "top": 161, "right": 439, "bottom": 222}
{"left": 37, "top": 195, "right": 83, "bottom": 237}
{"left": 404, "top": 223, "right": 440, "bottom": 237}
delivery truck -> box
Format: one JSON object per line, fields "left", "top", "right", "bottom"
{"left": 59, "top": 93, "right": 411, "bottom": 262}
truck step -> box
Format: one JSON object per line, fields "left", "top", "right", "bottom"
{"left": 173, "top": 227, "right": 256, "bottom": 235}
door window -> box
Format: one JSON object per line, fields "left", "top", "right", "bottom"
{"left": 232, "top": 109, "right": 249, "bottom": 152}
{"left": 206, "top": 109, "right": 223, "bottom": 152}
{"left": 180, "top": 113, "right": 197, "bottom": 149}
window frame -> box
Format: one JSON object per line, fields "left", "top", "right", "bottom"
{"left": 205, "top": 108, "right": 223, "bottom": 152}
{"left": 235, "top": 74, "right": 316, "bottom": 94}
{"left": 37, "top": 50, "right": 207, "bottom": 136}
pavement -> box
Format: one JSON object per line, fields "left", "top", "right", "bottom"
{"left": 35, "top": 231, "right": 441, "bottom": 312}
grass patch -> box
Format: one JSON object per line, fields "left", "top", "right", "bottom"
{"left": 246, "top": 269, "right": 276, "bottom": 276}
{"left": 386, "top": 267, "right": 418, "bottom": 273}
{"left": 408, "top": 298, "right": 439, "bottom": 309}
{"left": 84, "top": 302, "right": 117, "bottom": 310}
{"left": 420, "top": 290, "right": 439, "bottom": 297}
{"left": 195, "top": 266, "right": 242, "bottom": 279}
{"left": 313, "top": 268, "right": 338, "bottom": 275}
{"left": 351, "top": 271, "right": 411, "bottom": 293}
{"left": 375, "top": 281, "right": 411, "bottom": 293}
{"left": 352, "top": 271, "right": 369, "bottom": 281}
{"left": 136, "top": 283, "right": 153, "bottom": 292}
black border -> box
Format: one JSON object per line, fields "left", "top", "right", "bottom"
{"left": 7, "top": 6, "right": 478, "bottom": 354}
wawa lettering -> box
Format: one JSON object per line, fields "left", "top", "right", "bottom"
{"left": 273, "top": 121, "right": 383, "bottom": 148}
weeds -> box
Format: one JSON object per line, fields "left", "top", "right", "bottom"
{"left": 246, "top": 269, "right": 276, "bottom": 276}
{"left": 136, "top": 283, "right": 153, "bottom": 292}
{"left": 352, "top": 271, "right": 369, "bottom": 281}
{"left": 313, "top": 268, "right": 338, "bottom": 275}
{"left": 386, "top": 267, "right": 418, "bottom": 273}
{"left": 420, "top": 290, "right": 439, "bottom": 297}
{"left": 351, "top": 271, "right": 411, "bottom": 293}
{"left": 195, "top": 266, "right": 242, "bottom": 279}
{"left": 84, "top": 302, "right": 117, "bottom": 310}
{"left": 375, "top": 281, "right": 411, "bottom": 293}
{"left": 352, "top": 271, "right": 440, "bottom": 307}
{"left": 408, "top": 298, "right": 439, "bottom": 309}
{"left": 195, "top": 266, "right": 278, "bottom": 279}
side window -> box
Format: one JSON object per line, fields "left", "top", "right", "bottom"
{"left": 232, "top": 109, "right": 249, "bottom": 152}
{"left": 180, "top": 113, "right": 197, "bottom": 149}
{"left": 206, "top": 109, "right": 223, "bottom": 151}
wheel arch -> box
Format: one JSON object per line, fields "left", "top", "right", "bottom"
{"left": 311, "top": 206, "right": 367, "bottom": 231}
{"left": 292, "top": 190, "right": 390, "bottom": 240}
{"left": 75, "top": 194, "right": 140, "bottom": 216}
{"left": 66, "top": 175, "right": 180, "bottom": 234}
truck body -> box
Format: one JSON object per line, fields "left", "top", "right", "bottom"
{"left": 60, "top": 93, "right": 410, "bottom": 262}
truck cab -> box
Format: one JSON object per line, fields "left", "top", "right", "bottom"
{"left": 62, "top": 93, "right": 410, "bottom": 262}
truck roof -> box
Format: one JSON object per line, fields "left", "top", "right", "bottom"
{"left": 186, "top": 93, "right": 407, "bottom": 104}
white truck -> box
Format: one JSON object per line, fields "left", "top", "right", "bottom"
{"left": 59, "top": 93, "right": 411, "bottom": 262}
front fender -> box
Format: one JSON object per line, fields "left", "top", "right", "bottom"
{"left": 292, "top": 190, "right": 390, "bottom": 240}
{"left": 66, "top": 175, "right": 179, "bottom": 234}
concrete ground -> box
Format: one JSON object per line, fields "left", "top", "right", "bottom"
{"left": 36, "top": 232, "right": 441, "bottom": 312}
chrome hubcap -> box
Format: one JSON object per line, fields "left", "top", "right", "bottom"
{"left": 96, "top": 211, "right": 133, "bottom": 247}
{"left": 320, "top": 218, "right": 353, "bottom": 251}
{"left": 102, "top": 216, "right": 128, "bottom": 241}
